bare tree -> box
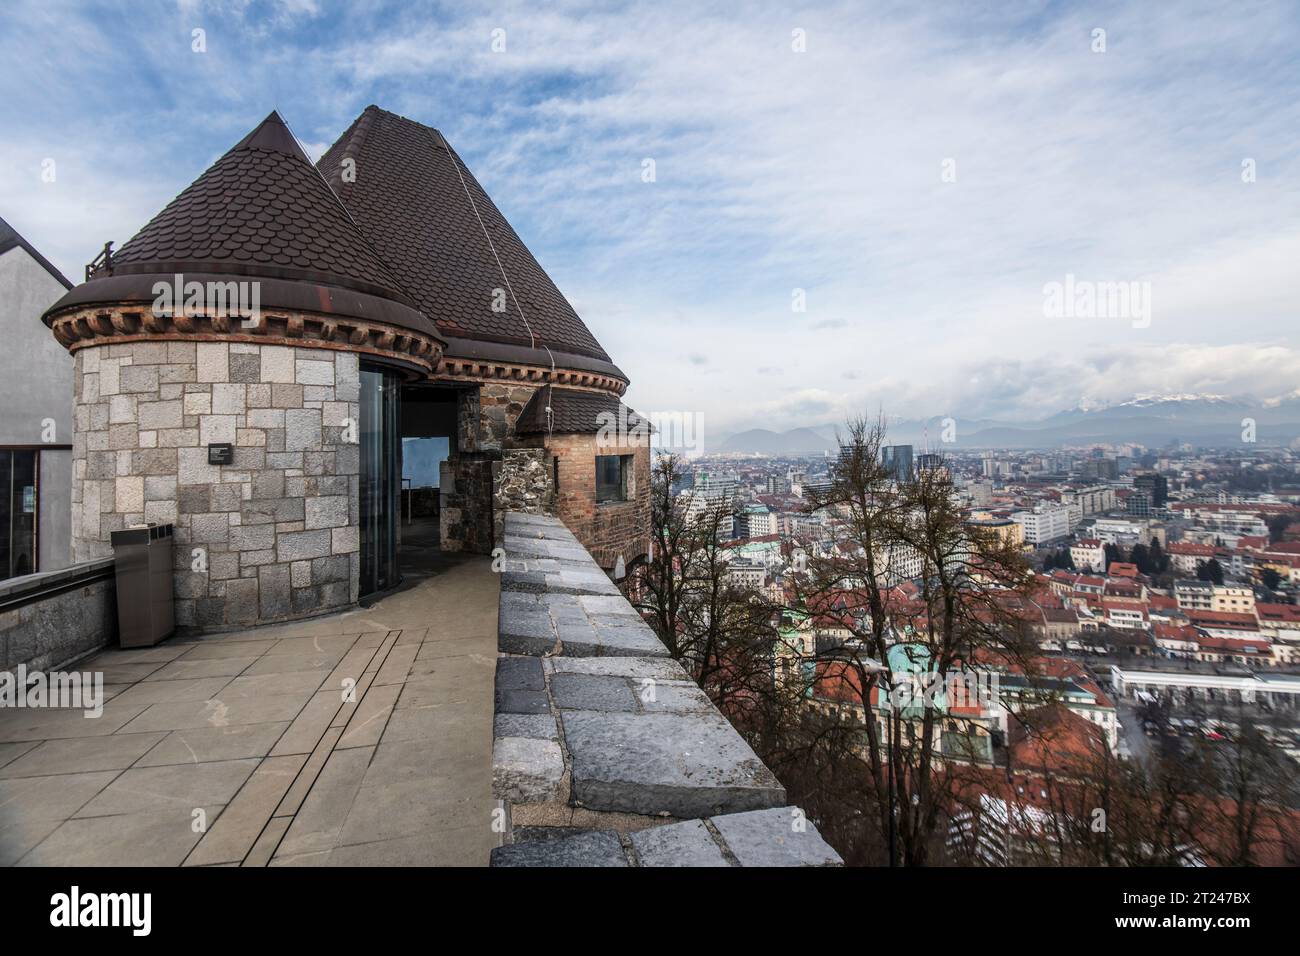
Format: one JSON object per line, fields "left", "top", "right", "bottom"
{"left": 1196, "top": 705, "right": 1300, "bottom": 866}
{"left": 783, "top": 415, "right": 1039, "bottom": 866}
{"left": 628, "top": 453, "right": 784, "bottom": 716}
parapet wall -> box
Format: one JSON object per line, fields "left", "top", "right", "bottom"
{"left": 490, "top": 511, "right": 842, "bottom": 867}
{"left": 0, "top": 557, "right": 117, "bottom": 672}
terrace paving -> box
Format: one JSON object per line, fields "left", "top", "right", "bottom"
{"left": 0, "top": 553, "right": 497, "bottom": 867}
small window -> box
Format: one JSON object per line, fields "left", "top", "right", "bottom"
{"left": 596, "top": 454, "right": 631, "bottom": 503}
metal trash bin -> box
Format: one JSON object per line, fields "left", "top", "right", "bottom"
{"left": 110, "top": 523, "right": 176, "bottom": 647}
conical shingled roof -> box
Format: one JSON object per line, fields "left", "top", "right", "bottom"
{"left": 318, "top": 106, "right": 624, "bottom": 381}
{"left": 47, "top": 111, "right": 436, "bottom": 338}
{"left": 110, "top": 111, "right": 415, "bottom": 304}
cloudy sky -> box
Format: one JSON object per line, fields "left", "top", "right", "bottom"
{"left": 2, "top": 0, "right": 1297, "bottom": 437}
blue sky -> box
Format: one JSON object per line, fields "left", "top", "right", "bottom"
{"left": 2, "top": 0, "right": 1298, "bottom": 439}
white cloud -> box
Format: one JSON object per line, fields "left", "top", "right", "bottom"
{"left": 1, "top": 0, "right": 1296, "bottom": 437}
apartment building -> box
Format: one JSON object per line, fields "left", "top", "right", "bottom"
{"left": 1012, "top": 505, "right": 1070, "bottom": 546}
{"left": 1167, "top": 541, "right": 1218, "bottom": 575}
{"left": 1174, "top": 579, "right": 1215, "bottom": 611}
{"left": 1070, "top": 538, "right": 1104, "bottom": 572}
{"left": 1061, "top": 484, "right": 1116, "bottom": 516}
{"left": 967, "top": 518, "right": 1024, "bottom": 550}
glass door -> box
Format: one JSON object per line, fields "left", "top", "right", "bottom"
{"left": 359, "top": 365, "right": 401, "bottom": 596}
{"left": 0, "top": 449, "right": 38, "bottom": 581}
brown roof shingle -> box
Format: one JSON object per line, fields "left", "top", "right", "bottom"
{"left": 318, "top": 106, "right": 620, "bottom": 375}
{"left": 108, "top": 111, "right": 421, "bottom": 308}
{"left": 516, "top": 385, "right": 645, "bottom": 436}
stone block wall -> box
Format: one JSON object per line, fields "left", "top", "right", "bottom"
{"left": 440, "top": 455, "right": 495, "bottom": 555}
{"left": 478, "top": 382, "right": 536, "bottom": 453}
{"left": 442, "top": 382, "right": 538, "bottom": 554}
{"left": 490, "top": 513, "right": 843, "bottom": 867}
{"left": 0, "top": 558, "right": 117, "bottom": 671}
{"left": 71, "top": 341, "right": 361, "bottom": 629}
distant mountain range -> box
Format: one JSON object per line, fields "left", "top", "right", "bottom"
{"left": 714, "top": 394, "right": 1300, "bottom": 454}
{"left": 713, "top": 427, "right": 836, "bottom": 456}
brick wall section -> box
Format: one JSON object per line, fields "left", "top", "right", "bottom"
{"left": 71, "top": 342, "right": 360, "bottom": 629}
{"left": 547, "top": 433, "right": 650, "bottom": 569}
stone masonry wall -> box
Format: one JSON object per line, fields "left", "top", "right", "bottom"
{"left": 440, "top": 455, "right": 495, "bottom": 555}
{"left": 492, "top": 449, "right": 554, "bottom": 544}
{"left": 440, "top": 380, "right": 653, "bottom": 569}
{"left": 71, "top": 341, "right": 360, "bottom": 629}
{"left": 442, "top": 381, "right": 538, "bottom": 554}
{"left": 0, "top": 558, "right": 117, "bottom": 671}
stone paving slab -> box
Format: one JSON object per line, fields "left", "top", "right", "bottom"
{"left": 0, "top": 554, "right": 498, "bottom": 867}
{"left": 490, "top": 829, "right": 628, "bottom": 867}
{"left": 630, "top": 818, "right": 728, "bottom": 867}
{"left": 710, "top": 807, "right": 842, "bottom": 867}
{"left": 491, "top": 806, "right": 839, "bottom": 867}
{"left": 492, "top": 713, "right": 559, "bottom": 741}
{"left": 549, "top": 656, "right": 690, "bottom": 681}
{"left": 550, "top": 672, "right": 639, "bottom": 712}
{"left": 562, "top": 710, "right": 785, "bottom": 818}
{"left": 492, "top": 736, "right": 564, "bottom": 803}
{"left": 0, "top": 733, "right": 167, "bottom": 778}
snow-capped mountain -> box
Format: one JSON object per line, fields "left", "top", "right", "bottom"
{"left": 718, "top": 393, "right": 1300, "bottom": 455}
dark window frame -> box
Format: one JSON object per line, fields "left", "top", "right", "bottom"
{"left": 595, "top": 453, "right": 633, "bottom": 504}
{"left": 0, "top": 447, "right": 41, "bottom": 581}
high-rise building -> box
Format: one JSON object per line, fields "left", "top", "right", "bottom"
{"left": 1126, "top": 491, "right": 1153, "bottom": 517}
{"left": 1082, "top": 458, "right": 1119, "bottom": 480}
{"left": 881, "top": 445, "right": 913, "bottom": 482}
{"left": 1133, "top": 472, "right": 1168, "bottom": 507}
{"left": 916, "top": 452, "right": 944, "bottom": 474}
{"left": 765, "top": 474, "right": 791, "bottom": 494}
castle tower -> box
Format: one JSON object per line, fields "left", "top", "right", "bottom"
{"left": 44, "top": 107, "right": 648, "bottom": 630}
